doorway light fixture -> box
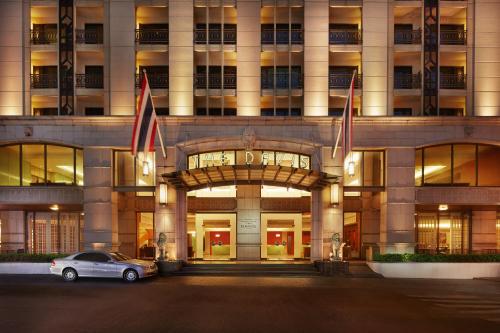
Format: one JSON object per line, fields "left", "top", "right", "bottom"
{"left": 347, "top": 161, "right": 355, "bottom": 177}
{"left": 159, "top": 183, "right": 168, "bottom": 205}
{"left": 49, "top": 204, "right": 59, "bottom": 211}
{"left": 142, "top": 160, "right": 150, "bottom": 176}
{"left": 331, "top": 183, "right": 340, "bottom": 206}
{"left": 438, "top": 204, "right": 448, "bottom": 211}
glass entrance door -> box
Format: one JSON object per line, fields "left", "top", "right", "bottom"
{"left": 343, "top": 212, "right": 361, "bottom": 259}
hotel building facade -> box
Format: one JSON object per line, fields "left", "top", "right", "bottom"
{"left": 0, "top": 0, "right": 499, "bottom": 261}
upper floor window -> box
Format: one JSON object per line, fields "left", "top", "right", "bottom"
{"left": 0, "top": 144, "right": 83, "bottom": 186}
{"left": 343, "top": 151, "right": 385, "bottom": 188}
{"left": 114, "top": 151, "right": 155, "bottom": 187}
{"left": 415, "top": 144, "right": 500, "bottom": 186}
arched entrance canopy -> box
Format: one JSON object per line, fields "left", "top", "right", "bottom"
{"left": 162, "top": 164, "right": 337, "bottom": 192}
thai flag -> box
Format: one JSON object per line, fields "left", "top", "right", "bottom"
{"left": 341, "top": 70, "right": 356, "bottom": 160}
{"left": 131, "top": 71, "right": 157, "bottom": 157}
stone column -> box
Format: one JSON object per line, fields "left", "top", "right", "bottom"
{"left": 379, "top": 147, "right": 415, "bottom": 254}
{"left": 83, "top": 147, "right": 119, "bottom": 251}
{"left": 154, "top": 147, "right": 179, "bottom": 260}
{"left": 169, "top": 0, "right": 193, "bottom": 116}
{"left": 0, "top": 0, "right": 24, "bottom": 115}
{"left": 473, "top": 0, "right": 500, "bottom": 116}
{"left": 303, "top": 0, "right": 329, "bottom": 116}
{"left": 109, "top": 0, "right": 135, "bottom": 115}
{"left": 175, "top": 189, "right": 187, "bottom": 261}
{"left": 236, "top": 185, "right": 261, "bottom": 260}
{"left": 237, "top": 0, "right": 261, "bottom": 116}
{"left": 310, "top": 189, "right": 323, "bottom": 260}
{"left": 362, "top": 0, "right": 389, "bottom": 116}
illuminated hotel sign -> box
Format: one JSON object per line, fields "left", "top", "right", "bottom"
{"left": 188, "top": 150, "right": 311, "bottom": 170}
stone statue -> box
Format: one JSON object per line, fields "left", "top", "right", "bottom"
{"left": 331, "top": 232, "right": 346, "bottom": 261}
{"left": 157, "top": 232, "right": 167, "bottom": 261}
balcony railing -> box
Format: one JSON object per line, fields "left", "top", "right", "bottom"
{"left": 75, "top": 29, "right": 103, "bottom": 44}
{"left": 440, "top": 73, "right": 466, "bottom": 89}
{"left": 135, "top": 29, "right": 169, "bottom": 45}
{"left": 30, "top": 74, "right": 58, "bottom": 89}
{"left": 195, "top": 73, "right": 236, "bottom": 89}
{"left": 329, "top": 30, "right": 362, "bottom": 45}
{"left": 261, "top": 72, "right": 303, "bottom": 90}
{"left": 31, "top": 29, "right": 58, "bottom": 44}
{"left": 328, "top": 73, "right": 362, "bottom": 89}
{"left": 394, "top": 72, "right": 421, "bottom": 89}
{"left": 194, "top": 28, "right": 237, "bottom": 44}
{"left": 261, "top": 28, "right": 304, "bottom": 45}
{"left": 75, "top": 74, "right": 103, "bottom": 89}
{"left": 394, "top": 29, "right": 421, "bottom": 44}
{"left": 135, "top": 73, "right": 169, "bottom": 89}
{"left": 440, "top": 30, "right": 466, "bottom": 45}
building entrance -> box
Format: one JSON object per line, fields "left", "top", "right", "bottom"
{"left": 189, "top": 213, "right": 236, "bottom": 260}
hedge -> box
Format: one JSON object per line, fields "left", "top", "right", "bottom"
{"left": 0, "top": 253, "right": 69, "bottom": 263}
{"left": 373, "top": 253, "right": 500, "bottom": 263}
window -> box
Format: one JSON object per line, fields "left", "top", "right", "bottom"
{"left": 343, "top": 151, "right": 385, "bottom": 188}
{"left": 416, "top": 144, "right": 500, "bottom": 186}
{"left": 423, "top": 145, "right": 452, "bottom": 185}
{"left": 114, "top": 151, "right": 155, "bottom": 187}
{"left": 478, "top": 145, "right": 500, "bottom": 186}
{"left": 0, "top": 145, "right": 20, "bottom": 186}
{"left": 46, "top": 145, "right": 75, "bottom": 185}
{"left": 22, "top": 145, "right": 45, "bottom": 186}
{"left": 27, "top": 212, "right": 81, "bottom": 254}
{"left": 84, "top": 107, "right": 104, "bottom": 116}
{"left": 416, "top": 212, "right": 470, "bottom": 254}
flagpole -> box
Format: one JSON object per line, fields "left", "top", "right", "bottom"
{"left": 332, "top": 123, "right": 342, "bottom": 159}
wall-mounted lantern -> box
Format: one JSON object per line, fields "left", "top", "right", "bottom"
{"left": 330, "top": 183, "right": 340, "bottom": 206}
{"left": 159, "top": 183, "right": 168, "bottom": 205}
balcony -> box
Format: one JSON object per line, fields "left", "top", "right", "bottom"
{"left": 194, "top": 25, "right": 236, "bottom": 45}
{"left": 195, "top": 73, "right": 237, "bottom": 90}
{"left": 394, "top": 29, "right": 421, "bottom": 45}
{"left": 135, "top": 29, "right": 169, "bottom": 45}
{"left": 75, "top": 73, "right": 103, "bottom": 89}
{"left": 440, "top": 29, "right": 466, "bottom": 45}
{"left": 261, "top": 27, "right": 304, "bottom": 45}
{"left": 30, "top": 74, "right": 58, "bottom": 89}
{"left": 75, "top": 28, "right": 103, "bottom": 45}
{"left": 31, "top": 29, "right": 57, "bottom": 45}
{"left": 261, "top": 71, "right": 303, "bottom": 91}
{"left": 440, "top": 73, "right": 466, "bottom": 89}
{"left": 394, "top": 73, "right": 421, "bottom": 89}
{"left": 136, "top": 73, "right": 169, "bottom": 89}
{"left": 328, "top": 72, "right": 362, "bottom": 89}
{"left": 329, "top": 30, "right": 362, "bottom": 45}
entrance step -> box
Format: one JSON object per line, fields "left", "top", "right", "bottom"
{"left": 172, "top": 263, "right": 321, "bottom": 277}
{"left": 346, "top": 261, "right": 383, "bottom": 278}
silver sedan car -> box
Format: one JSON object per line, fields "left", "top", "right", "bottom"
{"left": 50, "top": 251, "right": 158, "bottom": 282}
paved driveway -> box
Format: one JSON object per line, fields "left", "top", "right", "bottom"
{"left": 0, "top": 275, "right": 498, "bottom": 333}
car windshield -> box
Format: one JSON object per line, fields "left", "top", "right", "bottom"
{"left": 109, "top": 252, "right": 131, "bottom": 261}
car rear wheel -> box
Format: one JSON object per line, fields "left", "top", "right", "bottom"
{"left": 62, "top": 268, "right": 78, "bottom": 282}
{"left": 123, "top": 269, "right": 138, "bottom": 282}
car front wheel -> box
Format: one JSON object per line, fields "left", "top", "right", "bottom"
{"left": 123, "top": 269, "right": 138, "bottom": 282}
{"left": 62, "top": 268, "right": 78, "bottom": 282}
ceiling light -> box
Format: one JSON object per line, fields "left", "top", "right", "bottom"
{"left": 50, "top": 204, "right": 59, "bottom": 211}
{"left": 439, "top": 204, "right": 448, "bottom": 211}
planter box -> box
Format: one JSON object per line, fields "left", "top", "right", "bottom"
{"left": 157, "top": 260, "right": 183, "bottom": 275}
{"left": 0, "top": 262, "right": 51, "bottom": 275}
{"left": 367, "top": 262, "right": 500, "bottom": 279}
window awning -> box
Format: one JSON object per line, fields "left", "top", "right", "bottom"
{"left": 162, "top": 164, "right": 336, "bottom": 192}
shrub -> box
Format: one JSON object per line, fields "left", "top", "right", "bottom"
{"left": 0, "top": 253, "right": 69, "bottom": 263}
{"left": 373, "top": 253, "right": 500, "bottom": 263}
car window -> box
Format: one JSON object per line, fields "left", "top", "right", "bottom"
{"left": 74, "top": 253, "right": 110, "bottom": 262}
{"left": 93, "top": 253, "right": 110, "bottom": 262}
{"left": 109, "top": 252, "right": 131, "bottom": 261}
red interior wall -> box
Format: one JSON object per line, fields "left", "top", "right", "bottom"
{"left": 302, "top": 231, "right": 311, "bottom": 245}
